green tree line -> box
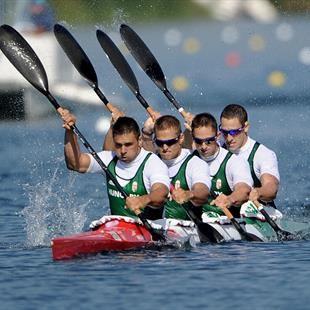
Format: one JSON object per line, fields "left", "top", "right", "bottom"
{"left": 50, "top": 0, "right": 310, "bottom": 25}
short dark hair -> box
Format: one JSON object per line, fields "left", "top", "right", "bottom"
{"left": 191, "top": 113, "right": 217, "bottom": 132}
{"left": 112, "top": 116, "right": 140, "bottom": 138}
{"left": 220, "top": 104, "right": 248, "bottom": 125}
{"left": 154, "top": 115, "right": 181, "bottom": 135}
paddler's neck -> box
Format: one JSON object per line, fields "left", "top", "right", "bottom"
{"left": 200, "top": 144, "right": 220, "bottom": 162}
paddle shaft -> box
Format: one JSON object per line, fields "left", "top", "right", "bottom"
{"left": 163, "top": 89, "right": 187, "bottom": 118}
{"left": 221, "top": 206, "right": 247, "bottom": 237}
{"left": 210, "top": 190, "right": 261, "bottom": 241}
{"left": 93, "top": 85, "right": 113, "bottom": 109}
{"left": 254, "top": 202, "right": 280, "bottom": 231}
{"left": 253, "top": 200, "right": 294, "bottom": 240}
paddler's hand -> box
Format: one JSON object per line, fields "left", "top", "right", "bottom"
{"left": 249, "top": 188, "right": 260, "bottom": 202}
{"left": 210, "top": 193, "right": 233, "bottom": 210}
{"left": 125, "top": 196, "right": 147, "bottom": 215}
{"left": 171, "top": 188, "right": 193, "bottom": 204}
{"left": 148, "top": 108, "right": 161, "bottom": 122}
{"left": 109, "top": 104, "right": 124, "bottom": 125}
{"left": 183, "top": 112, "right": 195, "bottom": 131}
{"left": 58, "top": 108, "right": 76, "bottom": 130}
{"left": 142, "top": 115, "right": 158, "bottom": 136}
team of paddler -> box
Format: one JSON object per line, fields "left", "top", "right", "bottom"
{"left": 60, "top": 102, "right": 280, "bottom": 232}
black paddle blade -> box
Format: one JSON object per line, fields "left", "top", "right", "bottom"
{"left": 277, "top": 229, "right": 296, "bottom": 241}
{"left": 259, "top": 208, "right": 296, "bottom": 241}
{"left": 279, "top": 231, "right": 296, "bottom": 241}
{"left": 0, "top": 24, "right": 49, "bottom": 96}
{"left": 138, "top": 213, "right": 166, "bottom": 242}
{"left": 54, "top": 24, "right": 98, "bottom": 88}
{"left": 196, "top": 222, "right": 225, "bottom": 243}
{"left": 120, "top": 24, "right": 167, "bottom": 91}
{"left": 231, "top": 219, "right": 263, "bottom": 242}
{"left": 183, "top": 205, "right": 224, "bottom": 243}
{"left": 96, "top": 29, "right": 140, "bottom": 96}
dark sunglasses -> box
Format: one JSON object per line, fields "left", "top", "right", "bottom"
{"left": 154, "top": 136, "right": 180, "bottom": 147}
{"left": 193, "top": 135, "right": 217, "bottom": 145}
{"left": 219, "top": 125, "right": 245, "bottom": 137}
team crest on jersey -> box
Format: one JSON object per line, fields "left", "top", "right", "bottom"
{"left": 216, "top": 179, "right": 222, "bottom": 190}
{"left": 175, "top": 180, "right": 181, "bottom": 190}
{"left": 132, "top": 181, "right": 138, "bottom": 193}
{"left": 108, "top": 179, "right": 115, "bottom": 186}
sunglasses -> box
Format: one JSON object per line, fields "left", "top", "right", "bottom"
{"left": 154, "top": 136, "right": 180, "bottom": 147}
{"left": 219, "top": 125, "right": 245, "bottom": 137}
{"left": 193, "top": 135, "right": 217, "bottom": 145}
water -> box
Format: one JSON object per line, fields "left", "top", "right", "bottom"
{"left": 1, "top": 18, "right": 310, "bottom": 309}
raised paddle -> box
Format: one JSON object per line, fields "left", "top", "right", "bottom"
{"left": 0, "top": 24, "right": 165, "bottom": 242}
{"left": 53, "top": 24, "right": 113, "bottom": 112}
{"left": 96, "top": 29, "right": 157, "bottom": 118}
{"left": 253, "top": 200, "right": 295, "bottom": 241}
{"left": 119, "top": 24, "right": 187, "bottom": 119}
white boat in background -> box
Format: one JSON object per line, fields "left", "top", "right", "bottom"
{"left": 0, "top": 0, "right": 120, "bottom": 120}
{"left": 193, "top": 0, "right": 278, "bottom": 23}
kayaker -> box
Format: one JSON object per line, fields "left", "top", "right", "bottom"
{"left": 190, "top": 113, "right": 253, "bottom": 217}
{"left": 60, "top": 108, "right": 170, "bottom": 220}
{"left": 220, "top": 104, "right": 280, "bottom": 208}
{"left": 142, "top": 114, "right": 211, "bottom": 220}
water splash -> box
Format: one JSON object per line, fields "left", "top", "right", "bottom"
{"left": 20, "top": 166, "right": 90, "bottom": 247}
{"left": 111, "top": 8, "right": 129, "bottom": 30}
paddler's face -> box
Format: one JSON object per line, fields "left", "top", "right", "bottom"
{"left": 113, "top": 132, "right": 141, "bottom": 163}
{"left": 220, "top": 117, "right": 249, "bottom": 152}
{"left": 192, "top": 126, "right": 219, "bottom": 159}
{"left": 154, "top": 128, "right": 183, "bottom": 160}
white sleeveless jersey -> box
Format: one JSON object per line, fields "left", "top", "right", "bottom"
{"left": 204, "top": 147, "right": 253, "bottom": 191}
{"left": 233, "top": 137, "right": 280, "bottom": 182}
{"left": 163, "top": 148, "right": 211, "bottom": 190}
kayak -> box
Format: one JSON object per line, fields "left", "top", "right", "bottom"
{"left": 52, "top": 217, "right": 154, "bottom": 260}
{"left": 51, "top": 207, "right": 300, "bottom": 260}
{"left": 51, "top": 216, "right": 194, "bottom": 260}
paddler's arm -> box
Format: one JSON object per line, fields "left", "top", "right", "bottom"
{"left": 172, "top": 155, "right": 210, "bottom": 206}
{"left": 141, "top": 111, "right": 161, "bottom": 152}
{"left": 125, "top": 183, "right": 169, "bottom": 214}
{"left": 249, "top": 173, "right": 279, "bottom": 202}
{"left": 182, "top": 128, "right": 193, "bottom": 149}
{"left": 211, "top": 182, "right": 251, "bottom": 209}
{"left": 172, "top": 183, "right": 209, "bottom": 206}
{"left": 182, "top": 111, "right": 195, "bottom": 149}
{"left": 60, "top": 108, "right": 91, "bottom": 173}
{"left": 103, "top": 104, "right": 124, "bottom": 151}
{"left": 103, "top": 126, "right": 114, "bottom": 151}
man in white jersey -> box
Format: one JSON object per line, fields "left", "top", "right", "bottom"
{"left": 60, "top": 108, "right": 170, "bottom": 220}
{"left": 142, "top": 115, "right": 211, "bottom": 220}
{"left": 191, "top": 113, "right": 253, "bottom": 217}
{"left": 220, "top": 104, "right": 280, "bottom": 207}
